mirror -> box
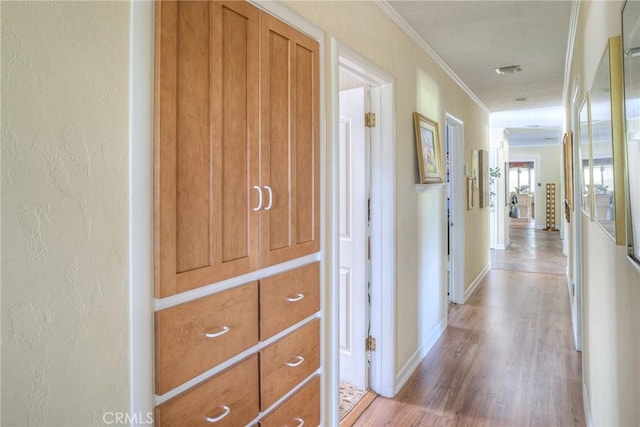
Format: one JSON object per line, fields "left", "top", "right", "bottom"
{"left": 591, "top": 45, "right": 616, "bottom": 235}
{"left": 579, "top": 95, "right": 592, "bottom": 219}
{"left": 590, "top": 36, "right": 626, "bottom": 244}
{"left": 622, "top": 0, "right": 640, "bottom": 262}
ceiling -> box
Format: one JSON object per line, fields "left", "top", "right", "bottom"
{"left": 385, "top": 0, "right": 574, "bottom": 146}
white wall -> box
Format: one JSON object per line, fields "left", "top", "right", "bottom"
{"left": 1, "top": 3, "right": 131, "bottom": 425}
{"left": 567, "top": 0, "right": 640, "bottom": 424}
{"left": 281, "top": 0, "right": 489, "bottom": 393}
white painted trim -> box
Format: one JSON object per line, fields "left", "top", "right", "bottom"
{"left": 252, "top": 0, "right": 324, "bottom": 41}
{"left": 129, "top": 0, "right": 155, "bottom": 420}
{"left": 394, "top": 318, "right": 447, "bottom": 395}
{"left": 374, "top": 0, "right": 489, "bottom": 114}
{"left": 562, "top": 1, "right": 581, "bottom": 106}
{"left": 627, "top": 256, "right": 640, "bottom": 274}
{"left": 495, "top": 239, "right": 511, "bottom": 250}
{"left": 571, "top": 80, "right": 583, "bottom": 352}
{"left": 332, "top": 38, "right": 397, "bottom": 400}
{"left": 414, "top": 183, "right": 446, "bottom": 192}
{"left": 465, "top": 263, "right": 491, "bottom": 303}
{"left": 446, "top": 114, "right": 466, "bottom": 305}
{"left": 583, "top": 383, "right": 593, "bottom": 427}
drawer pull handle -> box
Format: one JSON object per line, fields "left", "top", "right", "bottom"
{"left": 204, "top": 326, "right": 230, "bottom": 338}
{"left": 285, "top": 356, "right": 305, "bottom": 367}
{"left": 252, "top": 186, "right": 263, "bottom": 211}
{"left": 293, "top": 417, "right": 305, "bottom": 427}
{"left": 264, "top": 185, "right": 273, "bottom": 210}
{"left": 286, "top": 293, "right": 305, "bottom": 302}
{"left": 205, "top": 405, "right": 230, "bottom": 423}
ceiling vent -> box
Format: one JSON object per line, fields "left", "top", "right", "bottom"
{"left": 494, "top": 65, "right": 522, "bottom": 75}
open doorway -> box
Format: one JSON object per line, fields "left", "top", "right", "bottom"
{"left": 446, "top": 115, "right": 465, "bottom": 304}
{"left": 333, "top": 44, "right": 395, "bottom": 425}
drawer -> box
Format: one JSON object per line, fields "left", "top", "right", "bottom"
{"left": 156, "top": 354, "right": 259, "bottom": 427}
{"left": 260, "top": 262, "right": 320, "bottom": 340}
{"left": 155, "top": 282, "right": 259, "bottom": 394}
{"left": 260, "top": 376, "right": 320, "bottom": 427}
{"left": 260, "top": 319, "right": 320, "bottom": 410}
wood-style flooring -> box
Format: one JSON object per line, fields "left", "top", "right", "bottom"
{"left": 355, "top": 229, "right": 585, "bottom": 426}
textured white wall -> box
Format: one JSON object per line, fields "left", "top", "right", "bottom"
{"left": 1, "top": 2, "right": 131, "bottom": 425}
{"left": 567, "top": 0, "right": 640, "bottom": 424}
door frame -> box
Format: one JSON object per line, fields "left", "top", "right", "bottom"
{"left": 330, "top": 38, "right": 396, "bottom": 410}
{"left": 446, "top": 114, "right": 465, "bottom": 304}
{"left": 571, "top": 83, "right": 583, "bottom": 351}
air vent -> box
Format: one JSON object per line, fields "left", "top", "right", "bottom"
{"left": 494, "top": 65, "right": 522, "bottom": 75}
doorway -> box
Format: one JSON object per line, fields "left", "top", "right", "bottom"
{"left": 446, "top": 115, "right": 465, "bottom": 304}
{"left": 332, "top": 41, "right": 396, "bottom": 425}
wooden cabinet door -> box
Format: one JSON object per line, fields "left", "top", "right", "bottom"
{"left": 259, "top": 13, "right": 320, "bottom": 267}
{"left": 155, "top": 1, "right": 260, "bottom": 297}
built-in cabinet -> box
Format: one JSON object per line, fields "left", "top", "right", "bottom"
{"left": 153, "top": 1, "right": 321, "bottom": 425}
{"left": 155, "top": 0, "right": 319, "bottom": 298}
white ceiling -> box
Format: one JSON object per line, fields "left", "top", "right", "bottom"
{"left": 385, "top": 0, "right": 574, "bottom": 145}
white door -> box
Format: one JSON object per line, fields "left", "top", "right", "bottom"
{"left": 338, "top": 87, "right": 369, "bottom": 390}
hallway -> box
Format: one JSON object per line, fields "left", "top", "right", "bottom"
{"left": 354, "top": 229, "right": 585, "bottom": 426}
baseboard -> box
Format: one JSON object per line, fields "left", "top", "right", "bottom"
{"left": 394, "top": 317, "right": 447, "bottom": 395}
{"left": 495, "top": 239, "right": 511, "bottom": 250}
{"left": 583, "top": 383, "right": 593, "bottom": 427}
{"left": 464, "top": 263, "right": 491, "bottom": 302}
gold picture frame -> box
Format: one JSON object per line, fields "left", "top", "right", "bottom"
{"left": 413, "top": 112, "right": 444, "bottom": 184}
{"left": 562, "top": 131, "right": 574, "bottom": 223}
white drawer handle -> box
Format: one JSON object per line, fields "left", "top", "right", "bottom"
{"left": 286, "top": 293, "right": 305, "bottom": 302}
{"left": 293, "top": 417, "right": 305, "bottom": 427}
{"left": 205, "top": 405, "right": 230, "bottom": 423}
{"left": 252, "top": 186, "right": 263, "bottom": 211}
{"left": 285, "top": 356, "right": 304, "bottom": 367}
{"left": 264, "top": 185, "right": 273, "bottom": 210}
{"left": 204, "top": 326, "right": 230, "bottom": 338}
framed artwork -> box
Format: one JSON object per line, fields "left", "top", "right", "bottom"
{"left": 622, "top": 0, "right": 640, "bottom": 263}
{"left": 590, "top": 36, "right": 626, "bottom": 244}
{"left": 413, "top": 112, "right": 444, "bottom": 184}
{"left": 579, "top": 94, "right": 593, "bottom": 220}
{"left": 562, "top": 132, "right": 574, "bottom": 223}
{"left": 467, "top": 176, "right": 474, "bottom": 210}
{"left": 472, "top": 149, "right": 479, "bottom": 189}
{"left": 478, "top": 150, "right": 489, "bottom": 208}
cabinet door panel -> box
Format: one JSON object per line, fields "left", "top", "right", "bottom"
{"left": 260, "top": 13, "right": 320, "bottom": 267}
{"left": 155, "top": 1, "right": 259, "bottom": 297}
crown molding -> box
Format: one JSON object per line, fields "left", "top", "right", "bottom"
{"left": 374, "top": 0, "right": 490, "bottom": 114}
{"left": 562, "top": 1, "right": 581, "bottom": 107}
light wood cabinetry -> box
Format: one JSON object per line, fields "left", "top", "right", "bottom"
{"left": 155, "top": 282, "right": 259, "bottom": 394}
{"left": 260, "top": 376, "right": 321, "bottom": 427}
{"left": 260, "top": 319, "right": 321, "bottom": 409}
{"left": 259, "top": 13, "right": 320, "bottom": 267}
{"left": 156, "top": 355, "right": 260, "bottom": 427}
{"left": 154, "top": 1, "right": 322, "bottom": 425}
{"left": 155, "top": 0, "right": 319, "bottom": 298}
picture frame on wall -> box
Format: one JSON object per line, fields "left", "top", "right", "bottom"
{"left": 467, "top": 176, "right": 474, "bottom": 210}
{"left": 622, "top": 0, "right": 640, "bottom": 264}
{"left": 479, "top": 149, "right": 489, "bottom": 208}
{"left": 562, "top": 131, "right": 574, "bottom": 223}
{"left": 413, "top": 112, "right": 444, "bottom": 184}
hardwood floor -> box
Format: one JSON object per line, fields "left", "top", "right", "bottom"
{"left": 355, "top": 229, "right": 585, "bottom": 426}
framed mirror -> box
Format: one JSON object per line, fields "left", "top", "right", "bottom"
{"left": 579, "top": 95, "right": 593, "bottom": 219}
{"left": 590, "top": 36, "right": 626, "bottom": 244}
{"left": 622, "top": 0, "right": 640, "bottom": 263}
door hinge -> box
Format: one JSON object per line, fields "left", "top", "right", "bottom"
{"left": 366, "top": 336, "right": 376, "bottom": 352}
{"left": 367, "top": 198, "right": 371, "bottom": 223}
{"left": 365, "top": 112, "right": 376, "bottom": 128}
